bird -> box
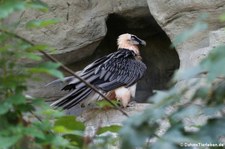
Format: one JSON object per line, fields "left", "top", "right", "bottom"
{"left": 49, "top": 33, "right": 147, "bottom": 109}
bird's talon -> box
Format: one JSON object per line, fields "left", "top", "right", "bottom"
{"left": 127, "top": 101, "right": 137, "bottom": 107}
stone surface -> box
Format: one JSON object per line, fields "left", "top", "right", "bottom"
{"left": 8, "top": 0, "right": 148, "bottom": 64}
{"left": 77, "top": 103, "right": 150, "bottom": 126}
{"left": 147, "top": 0, "right": 225, "bottom": 69}
{"left": 190, "top": 28, "right": 225, "bottom": 66}
{"left": 209, "top": 28, "right": 225, "bottom": 48}
{"left": 21, "top": 0, "right": 225, "bottom": 127}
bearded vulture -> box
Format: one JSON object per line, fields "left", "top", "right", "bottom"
{"left": 50, "top": 33, "right": 147, "bottom": 109}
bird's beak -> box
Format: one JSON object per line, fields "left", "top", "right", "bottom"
{"left": 132, "top": 36, "right": 146, "bottom": 46}
{"left": 140, "top": 40, "right": 146, "bottom": 46}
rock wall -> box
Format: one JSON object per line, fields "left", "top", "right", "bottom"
{"left": 147, "top": 0, "right": 225, "bottom": 69}
{"left": 11, "top": 0, "right": 148, "bottom": 64}
{"left": 22, "top": 0, "right": 180, "bottom": 104}
{"left": 75, "top": 0, "right": 225, "bottom": 125}
{"left": 12, "top": 0, "right": 225, "bottom": 122}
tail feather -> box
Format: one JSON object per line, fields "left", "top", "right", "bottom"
{"left": 63, "top": 88, "right": 93, "bottom": 109}
{"left": 45, "top": 76, "right": 75, "bottom": 87}
{"left": 50, "top": 87, "right": 93, "bottom": 109}
{"left": 61, "top": 72, "right": 96, "bottom": 91}
{"left": 49, "top": 70, "right": 99, "bottom": 109}
{"left": 55, "top": 87, "right": 87, "bottom": 107}
{"left": 50, "top": 89, "right": 78, "bottom": 107}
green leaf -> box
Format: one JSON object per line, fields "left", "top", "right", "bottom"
{"left": 41, "top": 108, "right": 64, "bottom": 118}
{"left": 0, "top": 1, "right": 26, "bottom": 19}
{"left": 16, "top": 104, "right": 34, "bottom": 112}
{"left": 28, "top": 44, "right": 49, "bottom": 51}
{"left": 196, "top": 118, "right": 225, "bottom": 143}
{"left": 53, "top": 126, "right": 71, "bottom": 133}
{"left": 38, "top": 134, "right": 69, "bottom": 147}
{"left": 50, "top": 135, "right": 69, "bottom": 147}
{"left": 151, "top": 140, "right": 177, "bottom": 149}
{"left": 120, "top": 125, "right": 153, "bottom": 149}
{"left": 120, "top": 113, "right": 158, "bottom": 149}
{"left": 28, "top": 62, "right": 64, "bottom": 79}
{"left": 26, "top": 0, "right": 49, "bottom": 12}
{"left": 7, "top": 94, "right": 26, "bottom": 105}
{"left": 27, "top": 44, "right": 56, "bottom": 53}
{"left": 54, "top": 116, "right": 85, "bottom": 131}
{"left": 96, "top": 100, "right": 120, "bottom": 108}
{"left": 40, "top": 62, "right": 61, "bottom": 69}
{"left": 152, "top": 123, "right": 194, "bottom": 149}
{"left": 202, "top": 105, "right": 224, "bottom": 116}
{"left": 150, "top": 87, "right": 182, "bottom": 107}
{"left": 54, "top": 116, "right": 85, "bottom": 147}
{"left": 26, "top": 19, "right": 60, "bottom": 29}
{"left": 207, "top": 59, "right": 225, "bottom": 81}
{"left": 171, "top": 105, "right": 201, "bottom": 122}
{"left": 201, "top": 46, "right": 225, "bottom": 81}
{"left": 23, "top": 53, "right": 42, "bottom": 61}
{"left": 174, "top": 65, "right": 203, "bottom": 81}
{"left": 47, "top": 69, "right": 64, "bottom": 80}
{"left": 97, "top": 125, "right": 121, "bottom": 135}
{"left": 53, "top": 126, "right": 83, "bottom": 137}
{"left": 172, "top": 14, "right": 208, "bottom": 46}
{"left": 0, "top": 101, "right": 12, "bottom": 115}
{"left": 24, "top": 126, "right": 46, "bottom": 139}
{"left": 192, "top": 86, "right": 210, "bottom": 100}
{"left": 1, "top": 74, "right": 28, "bottom": 88}
{"left": 0, "top": 135, "right": 22, "bottom": 149}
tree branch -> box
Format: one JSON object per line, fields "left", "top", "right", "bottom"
{"left": 0, "top": 29, "right": 129, "bottom": 117}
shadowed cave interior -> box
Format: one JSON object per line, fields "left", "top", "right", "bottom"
{"left": 69, "top": 13, "right": 180, "bottom": 103}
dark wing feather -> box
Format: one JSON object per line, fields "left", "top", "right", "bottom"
{"left": 51, "top": 48, "right": 147, "bottom": 109}
{"left": 91, "top": 49, "right": 147, "bottom": 91}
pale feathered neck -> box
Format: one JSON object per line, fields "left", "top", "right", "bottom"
{"left": 117, "top": 33, "right": 140, "bottom": 55}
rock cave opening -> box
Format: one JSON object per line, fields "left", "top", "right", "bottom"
{"left": 96, "top": 13, "right": 180, "bottom": 102}
{"left": 70, "top": 13, "right": 180, "bottom": 103}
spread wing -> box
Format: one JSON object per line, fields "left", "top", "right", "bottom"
{"left": 51, "top": 48, "right": 147, "bottom": 109}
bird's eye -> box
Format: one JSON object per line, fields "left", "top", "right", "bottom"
{"left": 131, "top": 35, "right": 136, "bottom": 40}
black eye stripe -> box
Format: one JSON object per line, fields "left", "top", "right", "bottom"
{"left": 131, "top": 35, "right": 141, "bottom": 43}
{"left": 131, "top": 35, "right": 136, "bottom": 39}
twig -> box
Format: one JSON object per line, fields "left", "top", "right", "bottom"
{"left": 0, "top": 29, "right": 129, "bottom": 117}
{"left": 29, "top": 111, "right": 43, "bottom": 122}
{"left": 29, "top": 110, "right": 55, "bottom": 134}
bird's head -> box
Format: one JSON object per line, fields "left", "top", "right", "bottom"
{"left": 117, "top": 33, "right": 146, "bottom": 54}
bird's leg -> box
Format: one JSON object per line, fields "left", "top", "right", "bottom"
{"left": 127, "top": 100, "right": 137, "bottom": 107}
{"left": 115, "top": 87, "right": 132, "bottom": 108}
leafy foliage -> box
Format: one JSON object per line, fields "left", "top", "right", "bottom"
{"left": 2, "top": 1, "right": 225, "bottom": 149}
{"left": 97, "top": 125, "right": 121, "bottom": 135}
{"left": 28, "top": 62, "right": 64, "bottom": 79}
{"left": 0, "top": 1, "right": 122, "bottom": 148}
{"left": 0, "top": 0, "right": 84, "bottom": 148}
{"left": 172, "top": 14, "right": 208, "bottom": 47}
{"left": 119, "top": 16, "right": 225, "bottom": 149}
